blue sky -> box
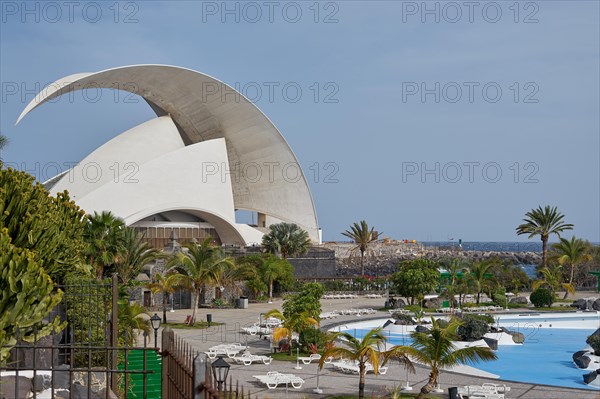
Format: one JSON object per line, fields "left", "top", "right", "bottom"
{"left": 1, "top": 1, "right": 599, "bottom": 242}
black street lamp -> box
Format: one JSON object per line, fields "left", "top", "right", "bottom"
{"left": 150, "top": 313, "right": 161, "bottom": 348}
{"left": 211, "top": 356, "right": 230, "bottom": 392}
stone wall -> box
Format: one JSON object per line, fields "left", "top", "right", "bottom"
{"left": 320, "top": 241, "right": 541, "bottom": 277}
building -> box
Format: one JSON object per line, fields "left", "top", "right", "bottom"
{"left": 17, "top": 65, "right": 321, "bottom": 246}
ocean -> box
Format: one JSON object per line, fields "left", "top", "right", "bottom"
{"left": 422, "top": 241, "right": 543, "bottom": 252}
{"left": 422, "top": 241, "right": 542, "bottom": 277}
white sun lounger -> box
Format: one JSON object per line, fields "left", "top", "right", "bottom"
{"left": 298, "top": 353, "right": 321, "bottom": 364}
{"left": 253, "top": 372, "right": 304, "bottom": 389}
{"left": 205, "top": 343, "right": 246, "bottom": 359}
{"left": 232, "top": 353, "right": 273, "bottom": 366}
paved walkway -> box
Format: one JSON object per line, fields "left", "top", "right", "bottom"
{"left": 149, "top": 295, "right": 598, "bottom": 399}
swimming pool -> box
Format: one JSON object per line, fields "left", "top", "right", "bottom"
{"left": 341, "top": 312, "right": 600, "bottom": 390}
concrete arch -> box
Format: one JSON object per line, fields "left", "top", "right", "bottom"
{"left": 16, "top": 64, "right": 319, "bottom": 240}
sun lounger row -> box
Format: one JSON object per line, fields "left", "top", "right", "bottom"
{"left": 458, "top": 383, "right": 510, "bottom": 398}
{"left": 388, "top": 309, "right": 410, "bottom": 315}
{"left": 232, "top": 352, "right": 273, "bottom": 365}
{"left": 365, "top": 294, "right": 383, "bottom": 298}
{"left": 298, "top": 353, "right": 321, "bottom": 364}
{"left": 253, "top": 371, "right": 305, "bottom": 389}
{"left": 462, "top": 306, "right": 504, "bottom": 312}
{"left": 323, "top": 294, "right": 359, "bottom": 299}
{"left": 330, "top": 359, "right": 387, "bottom": 375}
{"left": 263, "top": 317, "right": 283, "bottom": 327}
{"left": 241, "top": 324, "right": 273, "bottom": 335}
{"left": 205, "top": 343, "right": 246, "bottom": 359}
{"left": 337, "top": 308, "right": 377, "bottom": 316}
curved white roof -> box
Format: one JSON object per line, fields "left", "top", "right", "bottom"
{"left": 16, "top": 65, "right": 319, "bottom": 241}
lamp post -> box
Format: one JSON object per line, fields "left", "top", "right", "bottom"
{"left": 211, "top": 356, "right": 230, "bottom": 392}
{"left": 150, "top": 313, "right": 161, "bottom": 348}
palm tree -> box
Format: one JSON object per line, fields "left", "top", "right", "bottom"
{"left": 550, "top": 236, "right": 592, "bottom": 298}
{"left": 118, "top": 301, "right": 151, "bottom": 347}
{"left": 260, "top": 254, "right": 293, "bottom": 302}
{"left": 469, "top": 261, "right": 495, "bottom": 304}
{"left": 261, "top": 222, "right": 311, "bottom": 259}
{"left": 147, "top": 273, "right": 176, "bottom": 324}
{"left": 165, "top": 238, "right": 234, "bottom": 324}
{"left": 115, "top": 228, "right": 163, "bottom": 286}
{"left": 342, "top": 220, "right": 380, "bottom": 276}
{"left": 532, "top": 265, "right": 574, "bottom": 299}
{"left": 404, "top": 317, "right": 497, "bottom": 399}
{"left": 516, "top": 205, "right": 574, "bottom": 268}
{"left": 265, "top": 309, "right": 318, "bottom": 355}
{"left": 443, "top": 258, "right": 468, "bottom": 309}
{"left": 0, "top": 133, "right": 8, "bottom": 154}
{"left": 84, "top": 211, "right": 126, "bottom": 279}
{"left": 319, "top": 328, "right": 403, "bottom": 399}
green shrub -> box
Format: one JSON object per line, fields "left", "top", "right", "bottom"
{"left": 530, "top": 288, "right": 553, "bottom": 307}
{"left": 299, "top": 328, "right": 327, "bottom": 352}
{"left": 586, "top": 334, "right": 600, "bottom": 356}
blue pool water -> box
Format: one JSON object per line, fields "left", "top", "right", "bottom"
{"left": 345, "top": 327, "right": 598, "bottom": 390}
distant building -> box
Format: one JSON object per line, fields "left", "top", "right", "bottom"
{"left": 17, "top": 65, "right": 320, "bottom": 246}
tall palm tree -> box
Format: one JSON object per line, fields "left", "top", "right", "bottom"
{"left": 403, "top": 318, "right": 497, "bottom": 399}
{"left": 261, "top": 222, "right": 311, "bottom": 259}
{"left": 443, "top": 258, "right": 468, "bottom": 309}
{"left": 319, "top": 328, "right": 404, "bottom": 399}
{"left": 469, "top": 261, "right": 495, "bottom": 304}
{"left": 342, "top": 220, "right": 380, "bottom": 276}
{"left": 516, "top": 205, "right": 574, "bottom": 268}
{"left": 532, "top": 265, "right": 574, "bottom": 299}
{"left": 115, "top": 228, "right": 163, "bottom": 286}
{"left": 147, "top": 273, "right": 176, "bottom": 324}
{"left": 165, "top": 238, "right": 234, "bottom": 324}
{"left": 550, "top": 236, "right": 592, "bottom": 298}
{"left": 0, "top": 133, "right": 8, "bottom": 155}
{"left": 84, "top": 211, "right": 126, "bottom": 279}
{"left": 265, "top": 308, "right": 319, "bottom": 355}
{"left": 260, "top": 255, "right": 293, "bottom": 302}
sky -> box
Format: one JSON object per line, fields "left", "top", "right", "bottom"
{"left": 0, "top": 1, "right": 599, "bottom": 243}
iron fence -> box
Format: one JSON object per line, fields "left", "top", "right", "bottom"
{"left": 161, "top": 328, "right": 254, "bottom": 399}
{"left": 1, "top": 276, "right": 159, "bottom": 399}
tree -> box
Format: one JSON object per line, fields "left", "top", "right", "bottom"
{"left": 84, "top": 211, "right": 126, "bottom": 279}
{"left": 0, "top": 133, "right": 8, "bottom": 155}
{"left": 261, "top": 255, "right": 293, "bottom": 302}
{"left": 165, "top": 238, "right": 233, "bottom": 324}
{"left": 441, "top": 258, "right": 469, "bottom": 309}
{"left": 532, "top": 265, "right": 574, "bottom": 299}
{"left": 391, "top": 259, "right": 440, "bottom": 305}
{"left": 261, "top": 222, "right": 311, "bottom": 259}
{"left": 118, "top": 301, "right": 150, "bottom": 347}
{"left": 265, "top": 309, "right": 319, "bottom": 355}
{"left": 1, "top": 165, "right": 88, "bottom": 283}
{"left": 147, "top": 273, "right": 176, "bottom": 324}
{"left": 115, "top": 228, "right": 163, "bottom": 286}
{"left": 238, "top": 253, "right": 294, "bottom": 302}
{"left": 342, "top": 220, "right": 379, "bottom": 276}
{"left": 282, "top": 282, "right": 324, "bottom": 320}
{"left": 0, "top": 231, "right": 65, "bottom": 362}
{"left": 469, "top": 260, "right": 497, "bottom": 304}
{"left": 550, "top": 236, "right": 592, "bottom": 298}
{"left": 516, "top": 205, "right": 573, "bottom": 268}
{"left": 319, "top": 328, "right": 408, "bottom": 399}
{"left": 403, "top": 317, "right": 497, "bottom": 399}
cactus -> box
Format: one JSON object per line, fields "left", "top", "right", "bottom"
{"left": 0, "top": 230, "right": 65, "bottom": 362}
{"left": 0, "top": 164, "right": 88, "bottom": 283}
